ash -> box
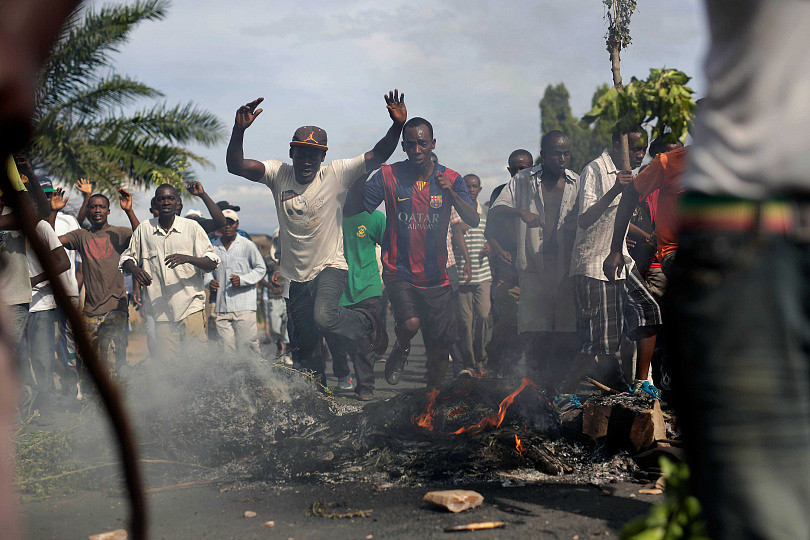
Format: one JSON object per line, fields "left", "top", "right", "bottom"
{"left": 102, "top": 355, "right": 642, "bottom": 488}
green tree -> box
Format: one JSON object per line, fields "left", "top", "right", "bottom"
{"left": 539, "top": 83, "right": 611, "bottom": 173}
{"left": 28, "top": 0, "right": 225, "bottom": 194}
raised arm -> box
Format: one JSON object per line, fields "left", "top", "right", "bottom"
{"left": 74, "top": 178, "right": 92, "bottom": 224}
{"left": 579, "top": 169, "right": 632, "bottom": 229}
{"left": 361, "top": 89, "right": 407, "bottom": 175}
{"left": 186, "top": 181, "right": 225, "bottom": 230}
{"left": 47, "top": 186, "right": 68, "bottom": 228}
{"left": 117, "top": 188, "right": 140, "bottom": 230}
{"left": 13, "top": 154, "right": 49, "bottom": 220}
{"left": 226, "top": 97, "right": 266, "bottom": 182}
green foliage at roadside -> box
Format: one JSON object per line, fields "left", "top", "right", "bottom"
{"left": 29, "top": 0, "right": 225, "bottom": 194}
{"left": 621, "top": 458, "right": 708, "bottom": 540}
{"left": 582, "top": 68, "right": 696, "bottom": 144}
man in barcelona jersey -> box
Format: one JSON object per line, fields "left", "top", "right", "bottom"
{"left": 364, "top": 117, "right": 479, "bottom": 387}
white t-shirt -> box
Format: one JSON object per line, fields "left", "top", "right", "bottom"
{"left": 28, "top": 220, "right": 78, "bottom": 312}
{"left": 0, "top": 207, "right": 32, "bottom": 306}
{"left": 54, "top": 213, "right": 81, "bottom": 296}
{"left": 684, "top": 0, "right": 810, "bottom": 198}
{"left": 260, "top": 154, "right": 367, "bottom": 283}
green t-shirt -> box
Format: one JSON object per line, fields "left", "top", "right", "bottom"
{"left": 340, "top": 210, "right": 385, "bottom": 306}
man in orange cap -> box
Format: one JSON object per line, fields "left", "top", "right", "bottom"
{"left": 226, "top": 90, "right": 406, "bottom": 386}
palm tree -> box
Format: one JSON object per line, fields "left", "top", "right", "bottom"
{"left": 29, "top": 0, "right": 225, "bottom": 193}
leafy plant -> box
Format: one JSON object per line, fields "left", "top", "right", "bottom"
{"left": 28, "top": 0, "right": 225, "bottom": 194}
{"left": 621, "top": 457, "right": 708, "bottom": 540}
{"left": 582, "top": 68, "right": 696, "bottom": 144}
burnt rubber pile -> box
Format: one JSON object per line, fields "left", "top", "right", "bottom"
{"left": 134, "top": 358, "right": 645, "bottom": 486}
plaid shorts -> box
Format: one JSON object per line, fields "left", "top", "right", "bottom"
{"left": 573, "top": 268, "right": 662, "bottom": 356}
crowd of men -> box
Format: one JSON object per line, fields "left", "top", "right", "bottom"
{"left": 1, "top": 88, "right": 689, "bottom": 424}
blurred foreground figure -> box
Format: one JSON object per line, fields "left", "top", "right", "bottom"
{"left": 0, "top": 1, "right": 84, "bottom": 536}
{"left": 665, "top": 1, "right": 810, "bottom": 538}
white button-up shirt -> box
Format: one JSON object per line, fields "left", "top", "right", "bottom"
{"left": 206, "top": 234, "right": 266, "bottom": 314}
{"left": 120, "top": 216, "right": 219, "bottom": 322}
{"left": 492, "top": 164, "right": 580, "bottom": 283}
{"left": 570, "top": 149, "right": 634, "bottom": 281}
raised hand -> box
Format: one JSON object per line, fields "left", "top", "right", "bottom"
{"left": 614, "top": 170, "right": 633, "bottom": 190}
{"left": 384, "top": 89, "right": 406, "bottom": 124}
{"left": 50, "top": 187, "right": 68, "bottom": 211}
{"left": 118, "top": 188, "right": 133, "bottom": 211}
{"left": 75, "top": 177, "right": 92, "bottom": 196}
{"left": 234, "top": 97, "right": 264, "bottom": 131}
{"left": 185, "top": 181, "right": 205, "bottom": 197}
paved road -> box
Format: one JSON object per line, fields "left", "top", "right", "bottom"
{"left": 21, "top": 323, "right": 661, "bottom": 538}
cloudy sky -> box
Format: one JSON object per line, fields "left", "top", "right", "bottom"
{"left": 87, "top": 0, "right": 709, "bottom": 233}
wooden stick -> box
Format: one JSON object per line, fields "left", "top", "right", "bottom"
{"left": 145, "top": 480, "right": 218, "bottom": 494}
{"left": 445, "top": 521, "right": 506, "bottom": 532}
{"left": 17, "top": 459, "right": 211, "bottom": 485}
{"left": 586, "top": 377, "right": 619, "bottom": 394}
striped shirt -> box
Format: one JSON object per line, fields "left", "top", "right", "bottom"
{"left": 454, "top": 202, "right": 491, "bottom": 284}
{"left": 446, "top": 207, "right": 461, "bottom": 268}
{"left": 206, "top": 234, "right": 267, "bottom": 314}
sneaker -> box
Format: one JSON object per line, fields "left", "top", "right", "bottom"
{"left": 631, "top": 380, "right": 662, "bottom": 400}
{"left": 552, "top": 393, "right": 583, "bottom": 415}
{"left": 384, "top": 342, "right": 410, "bottom": 385}
{"left": 355, "top": 387, "right": 374, "bottom": 401}
{"left": 337, "top": 376, "right": 353, "bottom": 390}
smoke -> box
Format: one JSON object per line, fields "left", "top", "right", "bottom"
{"left": 22, "top": 340, "right": 640, "bottom": 498}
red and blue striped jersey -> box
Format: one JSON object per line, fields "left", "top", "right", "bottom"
{"left": 363, "top": 161, "right": 473, "bottom": 288}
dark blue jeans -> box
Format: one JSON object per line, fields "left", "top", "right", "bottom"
{"left": 328, "top": 296, "right": 381, "bottom": 390}
{"left": 288, "top": 267, "right": 372, "bottom": 381}
{"left": 664, "top": 230, "right": 810, "bottom": 539}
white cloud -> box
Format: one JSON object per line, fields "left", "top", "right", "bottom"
{"left": 85, "top": 0, "right": 708, "bottom": 231}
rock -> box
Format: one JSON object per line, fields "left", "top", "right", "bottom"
{"left": 263, "top": 520, "right": 275, "bottom": 527}
{"left": 639, "top": 488, "right": 663, "bottom": 495}
{"left": 423, "top": 490, "right": 484, "bottom": 513}
{"left": 244, "top": 511, "right": 257, "bottom": 518}
{"left": 88, "top": 530, "right": 127, "bottom": 540}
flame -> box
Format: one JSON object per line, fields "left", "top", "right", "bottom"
{"left": 515, "top": 435, "right": 525, "bottom": 456}
{"left": 412, "top": 389, "right": 440, "bottom": 431}
{"left": 452, "top": 378, "right": 536, "bottom": 436}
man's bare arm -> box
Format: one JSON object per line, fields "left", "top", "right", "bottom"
{"left": 602, "top": 182, "right": 642, "bottom": 281}
{"left": 361, "top": 90, "right": 407, "bottom": 175}
{"left": 186, "top": 181, "right": 226, "bottom": 229}
{"left": 30, "top": 245, "right": 69, "bottom": 286}
{"left": 579, "top": 170, "right": 632, "bottom": 229}
{"left": 226, "top": 98, "right": 266, "bottom": 182}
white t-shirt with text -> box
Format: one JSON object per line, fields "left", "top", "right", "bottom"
{"left": 260, "top": 154, "right": 366, "bottom": 283}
